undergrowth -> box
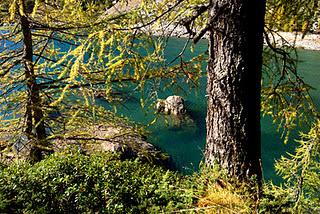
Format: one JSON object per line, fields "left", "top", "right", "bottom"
{"left": 0, "top": 149, "right": 193, "bottom": 213}
{"left": 0, "top": 149, "right": 316, "bottom": 213}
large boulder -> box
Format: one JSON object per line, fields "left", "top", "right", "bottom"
{"left": 52, "top": 125, "right": 168, "bottom": 165}
{"left": 0, "top": 123, "right": 168, "bottom": 166}
{"left": 156, "top": 95, "right": 186, "bottom": 116}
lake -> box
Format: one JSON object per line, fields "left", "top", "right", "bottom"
{"left": 1, "top": 32, "right": 319, "bottom": 182}
{"left": 110, "top": 37, "right": 320, "bottom": 182}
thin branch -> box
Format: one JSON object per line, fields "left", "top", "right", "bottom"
{"left": 114, "top": 0, "right": 185, "bottom": 31}
{"left": 181, "top": 4, "right": 210, "bottom": 36}
{"left": 34, "top": 31, "right": 54, "bottom": 66}
{"left": 32, "top": 32, "right": 79, "bottom": 47}
{"left": 33, "top": 53, "right": 69, "bottom": 68}
{"left": 0, "top": 59, "right": 22, "bottom": 77}
{"left": 193, "top": 24, "right": 211, "bottom": 44}
{"left": 39, "top": 70, "right": 178, "bottom": 90}
{"left": 168, "top": 38, "right": 190, "bottom": 65}
{"left": 0, "top": 52, "right": 23, "bottom": 66}
{"left": 192, "top": 4, "right": 227, "bottom": 44}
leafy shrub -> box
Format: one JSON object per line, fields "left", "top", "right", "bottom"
{"left": 0, "top": 149, "right": 193, "bottom": 213}
{"left": 259, "top": 182, "right": 296, "bottom": 213}
{"left": 262, "top": 121, "right": 320, "bottom": 214}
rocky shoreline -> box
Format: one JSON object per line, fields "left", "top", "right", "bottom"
{"left": 108, "top": 0, "right": 320, "bottom": 51}
{"left": 151, "top": 24, "right": 320, "bottom": 51}
{"left": 109, "top": 0, "right": 320, "bottom": 51}
{"left": 269, "top": 32, "right": 320, "bottom": 51}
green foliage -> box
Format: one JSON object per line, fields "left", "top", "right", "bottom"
{"left": 262, "top": 0, "right": 319, "bottom": 143}
{"left": 259, "top": 182, "right": 296, "bottom": 213}
{"left": 191, "top": 164, "right": 318, "bottom": 213}
{"left": 0, "top": 0, "right": 205, "bottom": 160}
{"left": 0, "top": 0, "right": 319, "bottom": 212}
{"left": 0, "top": 149, "right": 193, "bottom": 213}
{"left": 261, "top": 44, "right": 316, "bottom": 143}
{"left": 262, "top": 2, "right": 320, "bottom": 213}
{"left": 275, "top": 120, "right": 320, "bottom": 213}
{"left": 0, "top": 148, "right": 318, "bottom": 213}
{"left": 266, "top": 0, "right": 319, "bottom": 33}
{"left": 258, "top": 121, "right": 320, "bottom": 214}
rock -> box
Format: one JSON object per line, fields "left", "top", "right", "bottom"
{"left": 52, "top": 124, "right": 169, "bottom": 165}
{"left": 156, "top": 99, "right": 166, "bottom": 113}
{"left": 94, "top": 89, "right": 106, "bottom": 99}
{"left": 155, "top": 96, "right": 196, "bottom": 130}
{"left": 1, "top": 124, "right": 169, "bottom": 166}
{"left": 156, "top": 95, "right": 186, "bottom": 116}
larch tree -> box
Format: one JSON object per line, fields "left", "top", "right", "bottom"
{"left": 172, "top": 0, "right": 320, "bottom": 209}
{"left": 263, "top": 0, "right": 320, "bottom": 211}
{"left": 204, "top": 0, "right": 266, "bottom": 181}
{"left": 1, "top": 0, "right": 319, "bottom": 194}
{"left": 175, "top": 0, "right": 319, "bottom": 184}
{"left": 0, "top": 0, "right": 203, "bottom": 162}
{"left": 164, "top": 0, "right": 266, "bottom": 181}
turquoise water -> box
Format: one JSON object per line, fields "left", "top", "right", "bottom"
{"left": 262, "top": 49, "right": 320, "bottom": 181}
{"left": 110, "top": 38, "right": 320, "bottom": 182}
{"left": 2, "top": 30, "right": 318, "bottom": 182}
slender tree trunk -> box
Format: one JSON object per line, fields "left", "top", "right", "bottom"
{"left": 20, "top": 3, "right": 47, "bottom": 161}
{"left": 205, "top": 0, "right": 266, "bottom": 182}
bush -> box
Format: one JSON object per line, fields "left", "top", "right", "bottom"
{"left": 0, "top": 149, "right": 193, "bottom": 213}
{"left": 259, "top": 182, "right": 296, "bottom": 214}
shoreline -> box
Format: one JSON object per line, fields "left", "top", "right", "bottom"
{"left": 269, "top": 32, "right": 320, "bottom": 51}
{"left": 152, "top": 25, "right": 320, "bottom": 51}
{"left": 2, "top": 23, "right": 319, "bottom": 51}
{"left": 113, "top": 0, "right": 320, "bottom": 51}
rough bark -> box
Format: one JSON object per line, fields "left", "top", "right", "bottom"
{"left": 205, "top": 0, "right": 266, "bottom": 181}
{"left": 20, "top": 2, "right": 47, "bottom": 161}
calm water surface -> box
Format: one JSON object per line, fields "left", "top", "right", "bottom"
{"left": 112, "top": 38, "right": 320, "bottom": 182}
{"left": 2, "top": 31, "right": 318, "bottom": 182}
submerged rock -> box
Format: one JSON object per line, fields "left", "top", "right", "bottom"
{"left": 156, "top": 95, "right": 186, "bottom": 116}
{"left": 94, "top": 89, "right": 107, "bottom": 99}
{"left": 155, "top": 95, "right": 196, "bottom": 129}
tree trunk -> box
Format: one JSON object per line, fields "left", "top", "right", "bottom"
{"left": 205, "top": 0, "right": 266, "bottom": 182}
{"left": 20, "top": 2, "right": 47, "bottom": 161}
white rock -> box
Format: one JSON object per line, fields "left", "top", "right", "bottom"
{"left": 156, "top": 95, "right": 186, "bottom": 116}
